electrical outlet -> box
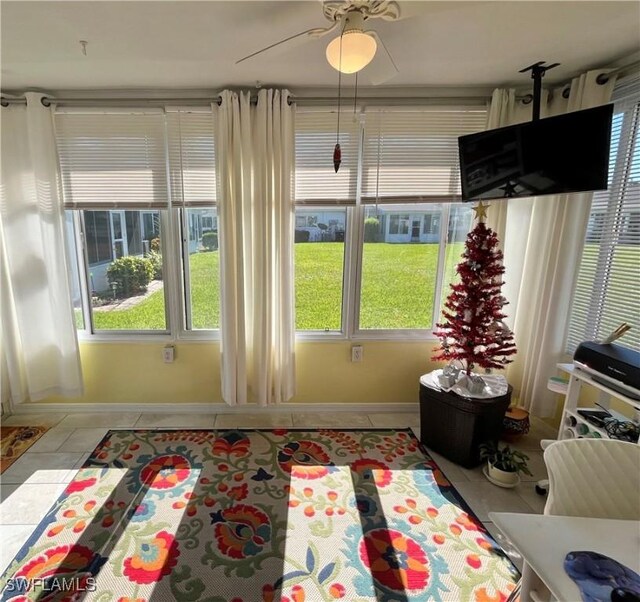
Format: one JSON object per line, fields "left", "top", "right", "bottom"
{"left": 163, "top": 345, "right": 175, "bottom": 363}
{"left": 351, "top": 345, "right": 363, "bottom": 363}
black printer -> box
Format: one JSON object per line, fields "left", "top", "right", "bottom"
{"left": 574, "top": 342, "right": 640, "bottom": 400}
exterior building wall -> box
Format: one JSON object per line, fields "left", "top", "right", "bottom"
{"left": 88, "top": 262, "right": 111, "bottom": 295}
{"left": 295, "top": 207, "right": 469, "bottom": 244}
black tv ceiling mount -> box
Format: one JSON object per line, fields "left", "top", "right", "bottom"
{"left": 519, "top": 61, "right": 560, "bottom": 121}
{"left": 458, "top": 58, "right": 613, "bottom": 202}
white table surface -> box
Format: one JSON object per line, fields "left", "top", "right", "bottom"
{"left": 489, "top": 513, "right": 640, "bottom": 602}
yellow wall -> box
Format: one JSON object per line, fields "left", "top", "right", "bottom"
{"left": 41, "top": 341, "right": 441, "bottom": 405}
{"left": 38, "top": 343, "right": 639, "bottom": 421}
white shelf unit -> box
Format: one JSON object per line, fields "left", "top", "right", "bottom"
{"left": 551, "top": 363, "right": 640, "bottom": 444}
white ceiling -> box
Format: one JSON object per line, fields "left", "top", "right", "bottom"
{"left": 2, "top": 1, "right": 639, "bottom": 91}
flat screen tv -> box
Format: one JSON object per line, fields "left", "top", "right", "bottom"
{"left": 458, "top": 103, "right": 614, "bottom": 201}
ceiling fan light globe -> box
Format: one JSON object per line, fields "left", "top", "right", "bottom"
{"left": 326, "top": 31, "right": 377, "bottom": 74}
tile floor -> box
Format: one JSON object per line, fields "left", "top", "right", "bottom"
{"left": 0, "top": 410, "right": 557, "bottom": 574}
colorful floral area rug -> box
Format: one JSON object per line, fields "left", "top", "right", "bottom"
{"left": 0, "top": 426, "right": 49, "bottom": 474}
{"left": 0, "top": 429, "right": 519, "bottom": 601}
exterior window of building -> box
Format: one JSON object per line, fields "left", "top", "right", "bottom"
{"left": 81, "top": 209, "right": 168, "bottom": 332}
{"left": 56, "top": 108, "right": 217, "bottom": 337}
{"left": 567, "top": 81, "right": 640, "bottom": 351}
{"left": 294, "top": 106, "right": 487, "bottom": 337}
{"left": 294, "top": 207, "right": 347, "bottom": 331}
{"left": 184, "top": 207, "right": 220, "bottom": 330}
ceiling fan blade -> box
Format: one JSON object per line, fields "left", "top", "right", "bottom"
{"left": 236, "top": 22, "right": 339, "bottom": 65}
{"left": 363, "top": 30, "right": 399, "bottom": 85}
{"left": 370, "top": 1, "right": 401, "bottom": 21}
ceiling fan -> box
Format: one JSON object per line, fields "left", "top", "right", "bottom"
{"left": 236, "top": 0, "right": 404, "bottom": 85}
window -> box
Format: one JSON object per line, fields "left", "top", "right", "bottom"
{"left": 294, "top": 105, "right": 486, "bottom": 336}
{"left": 360, "top": 108, "right": 486, "bottom": 203}
{"left": 440, "top": 204, "right": 475, "bottom": 310}
{"left": 59, "top": 103, "right": 486, "bottom": 339}
{"left": 141, "top": 211, "right": 160, "bottom": 241}
{"left": 84, "top": 211, "right": 112, "bottom": 265}
{"left": 56, "top": 108, "right": 218, "bottom": 336}
{"left": 82, "top": 209, "right": 168, "bottom": 331}
{"left": 356, "top": 107, "right": 486, "bottom": 333}
{"left": 295, "top": 109, "right": 359, "bottom": 204}
{"left": 294, "top": 207, "right": 347, "bottom": 331}
{"left": 358, "top": 203, "right": 474, "bottom": 331}
{"left": 360, "top": 205, "right": 442, "bottom": 330}
{"left": 293, "top": 109, "right": 359, "bottom": 332}
{"left": 423, "top": 214, "right": 440, "bottom": 235}
{"left": 65, "top": 212, "right": 85, "bottom": 330}
{"left": 184, "top": 207, "right": 220, "bottom": 330}
{"left": 567, "top": 77, "right": 640, "bottom": 351}
{"left": 167, "top": 110, "right": 218, "bottom": 332}
{"left": 388, "top": 214, "right": 410, "bottom": 236}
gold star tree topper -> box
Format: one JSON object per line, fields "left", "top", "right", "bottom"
{"left": 472, "top": 201, "right": 489, "bottom": 222}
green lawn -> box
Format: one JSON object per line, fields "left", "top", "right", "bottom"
{"left": 189, "top": 250, "right": 220, "bottom": 329}
{"left": 91, "top": 250, "right": 220, "bottom": 331}
{"left": 360, "top": 244, "right": 437, "bottom": 329}
{"left": 88, "top": 243, "right": 466, "bottom": 331}
{"left": 93, "top": 283, "right": 167, "bottom": 330}
{"left": 298, "top": 242, "right": 464, "bottom": 330}
{"left": 295, "top": 243, "right": 345, "bottom": 330}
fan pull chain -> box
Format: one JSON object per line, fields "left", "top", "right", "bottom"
{"left": 375, "top": 113, "right": 382, "bottom": 215}
{"left": 353, "top": 71, "right": 358, "bottom": 116}
{"left": 333, "top": 26, "right": 344, "bottom": 173}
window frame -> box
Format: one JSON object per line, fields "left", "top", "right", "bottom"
{"left": 294, "top": 205, "right": 351, "bottom": 341}
{"left": 67, "top": 104, "right": 483, "bottom": 343}
{"left": 59, "top": 107, "right": 221, "bottom": 342}
{"left": 294, "top": 108, "right": 480, "bottom": 341}
{"left": 293, "top": 201, "right": 469, "bottom": 342}
{"left": 349, "top": 203, "right": 454, "bottom": 341}
{"left": 583, "top": 102, "right": 638, "bottom": 338}
{"left": 177, "top": 206, "right": 222, "bottom": 339}
{"left": 565, "top": 89, "right": 640, "bottom": 353}
{"left": 73, "top": 208, "right": 172, "bottom": 340}
{"left": 70, "top": 206, "right": 222, "bottom": 342}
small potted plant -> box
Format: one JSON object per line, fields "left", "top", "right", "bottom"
{"left": 479, "top": 441, "right": 532, "bottom": 488}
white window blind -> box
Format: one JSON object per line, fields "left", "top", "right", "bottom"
{"left": 295, "top": 109, "right": 360, "bottom": 205}
{"left": 567, "top": 76, "right": 640, "bottom": 352}
{"left": 166, "top": 109, "right": 217, "bottom": 206}
{"left": 55, "top": 111, "right": 169, "bottom": 209}
{"left": 361, "top": 107, "right": 487, "bottom": 204}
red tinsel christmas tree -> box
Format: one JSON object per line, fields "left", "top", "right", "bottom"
{"left": 433, "top": 203, "right": 517, "bottom": 376}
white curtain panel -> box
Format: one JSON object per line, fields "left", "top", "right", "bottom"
{"left": 215, "top": 89, "right": 295, "bottom": 406}
{"left": 0, "top": 93, "right": 83, "bottom": 403}
{"left": 487, "top": 70, "right": 617, "bottom": 416}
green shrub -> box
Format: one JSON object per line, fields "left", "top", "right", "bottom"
{"left": 202, "top": 231, "right": 218, "bottom": 251}
{"left": 295, "top": 229, "right": 310, "bottom": 243}
{"left": 150, "top": 237, "right": 161, "bottom": 253}
{"left": 364, "top": 217, "right": 381, "bottom": 242}
{"left": 107, "top": 256, "right": 154, "bottom": 297}
{"left": 146, "top": 251, "right": 163, "bottom": 280}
